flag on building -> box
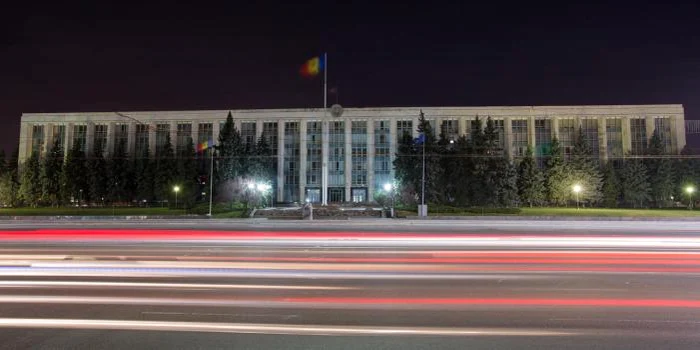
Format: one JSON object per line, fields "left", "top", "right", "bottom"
{"left": 413, "top": 133, "right": 426, "bottom": 145}
{"left": 197, "top": 139, "right": 215, "bottom": 152}
{"left": 300, "top": 55, "right": 324, "bottom": 77}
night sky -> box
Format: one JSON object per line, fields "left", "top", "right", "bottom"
{"left": 2, "top": 1, "right": 700, "bottom": 154}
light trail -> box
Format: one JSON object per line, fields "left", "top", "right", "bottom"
{"left": 0, "top": 281, "right": 354, "bottom": 290}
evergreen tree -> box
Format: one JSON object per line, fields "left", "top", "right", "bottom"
{"left": 0, "top": 149, "right": 6, "bottom": 176}
{"left": 545, "top": 137, "right": 571, "bottom": 205}
{"left": 135, "top": 147, "right": 155, "bottom": 204}
{"left": 620, "top": 158, "right": 651, "bottom": 208}
{"left": 437, "top": 130, "right": 457, "bottom": 204}
{"left": 415, "top": 110, "right": 442, "bottom": 204}
{"left": 107, "top": 139, "right": 129, "bottom": 203}
{"left": 41, "top": 138, "right": 64, "bottom": 206}
{"left": 449, "top": 135, "right": 471, "bottom": 206}
{"left": 601, "top": 162, "right": 621, "bottom": 208}
{"left": 248, "top": 133, "right": 275, "bottom": 183}
{"left": 468, "top": 117, "right": 490, "bottom": 206}
{"left": 19, "top": 151, "right": 42, "bottom": 207}
{"left": 393, "top": 132, "right": 420, "bottom": 205}
{"left": 517, "top": 146, "right": 545, "bottom": 207}
{"left": 87, "top": 139, "right": 108, "bottom": 204}
{"left": 494, "top": 158, "right": 520, "bottom": 207}
{"left": 675, "top": 145, "right": 700, "bottom": 202}
{"left": 646, "top": 131, "right": 675, "bottom": 207}
{"left": 217, "top": 111, "right": 245, "bottom": 182}
{"left": 154, "top": 133, "right": 176, "bottom": 202}
{"left": 61, "top": 140, "right": 88, "bottom": 205}
{"left": 569, "top": 127, "right": 603, "bottom": 205}
{"left": 3, "top": 148, "right": 20, "bottom": 206}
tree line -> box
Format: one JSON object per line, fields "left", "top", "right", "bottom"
{"left": 394, "top": 112, "right": 700, "bottom": 208}
{"left": 1, "top": 112, "right": 276, "bottom": 208}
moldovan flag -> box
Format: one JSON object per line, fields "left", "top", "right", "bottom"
{"left": 300, "top": 55, "right": 324, "bottom": 77}
{"left": 197, "top": 139, "right": 215, "bottom": 152}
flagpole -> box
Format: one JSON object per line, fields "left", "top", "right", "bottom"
{"left": 208, "top": 146, "right": 214, "bottom": 216}
{"left": 321, "top": 52, "right": 329, "bottom": 205}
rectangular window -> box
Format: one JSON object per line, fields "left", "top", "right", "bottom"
{"left": 351, "top": 121, "right": 368, "bottom": 186}
{"left": 606, "top": 118, "right": 623, "bottom": 161}
{"left": 93, "top": 124, "right": 108, "bottom": 155}
{"left": 306, "top": 121, "right": 322, "bottom": 186}
{"left": 534, "top": 119, "right": 552, "bottom": 168}
{"left": 72, "top": 124, "right": 87, "bottom": 154}
{"left": 630, "top": 118, "right": 647, "bottom": 155}
{"left": 135, "top": 124, "right": 149, "bottom": 157}
{"left": 374, "top": 120, "right": 391, "bottom": 193}
{"left": 511, "top": 119, "right": 528, "bottom": 158}
{"left": 580, "top": 118, "right": 599, "bottom": 164}
{"left": 176, "top": 123, "right": 192, "bottom": 154}
{"left": 52, "top": 125, "right": 66, "bottom": 155}
{"left": 654, "top": 117, "right": 673, "bottom": 153}
{"left": 114, "top": 124, "right": 129, "bottom": 152}
{"left": 440, "top": 119, "right": 459, "bottom": 142}
{"left": 241, "top": 122, "right": 256, "bottom": 149}
{"left": 558, "top": 119, "right": 576, "bottom": 159}
{"left": 155, "top": 124, "right": 169, "bottom": 156}
{"left": 31, "top": 125, "right": 45, "bottom": 157}
{"left": 396, "top": 120, "right": 413, "bottom": 143}
{"left": 283, "top": 122, "right": 300, "bottom": 202}
{"left": 329, "top": 121, "right": 345, "bottom": 186}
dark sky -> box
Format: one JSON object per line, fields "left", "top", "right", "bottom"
{"left": 2, "top": 1, "right": 700, "bottom": 153}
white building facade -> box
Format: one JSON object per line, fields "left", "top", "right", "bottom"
{"left": 19, "top": 104, "right": 686, "bottom": 204}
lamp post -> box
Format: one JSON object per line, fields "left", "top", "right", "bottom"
{"left": 173, "top": 185, "right": 180, "bottom": 209}
{"left": 686, "top": 186, "right": 695, "bottom": 210}
{"left": 384, "top": 183, "right": 394, "bottom": 218}
{"left": 573, "top": 184, "right": 582, "bottom": 210}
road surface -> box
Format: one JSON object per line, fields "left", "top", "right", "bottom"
{"left": 1, "top": 220, "right": 700, "bottom": 349}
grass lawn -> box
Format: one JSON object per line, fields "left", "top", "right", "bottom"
{"left": 212, "top": 210, "right": 247, "bottom": 219}
{"left": 398, "top": 207, "right": 700, "bottom": 218}
{"left": 0, "top": 207, "right": 188, "bottom": 216}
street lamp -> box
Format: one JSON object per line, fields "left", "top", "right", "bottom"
{"left": 572, "top": 184, "right": 582, "bottom": 210}
{"left": 173, "top": 185, "right": 180, "bottom": 209}
{"left": 383, "top": 183, "right": 395, "bottom": 218}
{"left": 686, "top": 186, "right": 695, "bottom": 210}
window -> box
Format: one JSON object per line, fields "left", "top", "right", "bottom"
{"left": 329, "top": 188, "right": 344, "bottom": 203}
{"left": 374, "top": 120, "right": 391, "bottom": 192}
{"left": 155, "top": 124, "right": 169, "bottom": 156}
{"left": 283, "top": 122, "right": 300, "bottom": 202}
{"left": 397, "top": 120, "right": 412, "bottom": 142}
{"left": 94, "top": 124, "right": 107, "bottom": 155}
{"left": 329, "top": 121, "right": 345, "bottom": 186}
{"left": 135, "top": 124, "right": 149, "bottom": 157}
{"left": 72, "top": 124, "right": 87, "bottom": 154}
{"left": 31, "top": 125, "right": 45, "bottom": 157}
{"left": 52, "top": 125, "right": 66, "bottom": 155}
{"left": 511, "top": 119, "right": 528, "bottom": 158}
{"left": 654, "top": 117, "right": 673, "bottom": 153}
{"left": 351, "top": 121, "right": 368, "bottom": 186}
{"left": 306, "top": 121, "right": 322, "bottom": 186}
{"left": 558, "top": 119, "right": 576, "bottom": 159}
{"left": 241, "top": 122, "right": 256, "bottom": 149}
{"left": 441, "top": 119, "right": 459, "bottom": 142}
{"left": 630, "top": 118, "right": 647, "bottom": 155}
{"left": 176, "top": 123, "right": 192, "bottom": 155}
{"left": 580, "top": 118, "right": 599, "bottom": 164}
{"left": 534, "top": 119, "right": 551, "bottom": 168}
{"left": 606, "top": 119, "right": 623, "bottom": 163}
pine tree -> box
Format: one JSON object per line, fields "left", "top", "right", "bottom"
{"left": 154, "top": 133, "right": 176, "bottom": 202}
{"left": 545, "top": 137, "right": 571, "bottom": 205}
{"left": 675, "top": 145, "right": 699, "bottom": 202}
{"left": 0, "top": 149, "right": 6, "bottom": 177}
{"left": 416, "top": 110, "right": 442, "bottom": 204}
{"left": 569, "top": 127, "right": 603, "bottom": 205}
{"left": 517, "top": 146, "right": 545, "bottom": 207}
{"left": 601, "top": 162, "right": 621, "bottom": 208}
{"left": 646, "top": 131, "right": 675, "bottom": 207}
{"left": 217, "top": 111, "right": 245, "bottom": 182}
{"left": 41, "top": 138, "right": 64, "bottom": 206}
{"left": 393, "top": 132, "right": 420, "bottom": 205}
{"left": 495, "top": 159, "right": 520, "bottom": 207}
{"left": 19, "top": 151, "right": 42, "bottom": 207}
{"left": 61, "top": 140, "right": 88, "bottom": 205}
{"left": 3, "top": 148, "right": 20, "bottom": 206}
{"left": 620, "top": 158, "right": 651, "bottom": 208}
{"left": 135, "top": 147, "right": 155, "bottom": 204}
{"left": 86, "top": 139, "right": 107, "bottom": 205}
{"left": 468, "top": 117, "right": 490, "bottom": 206}
{"left": 450, "top": 135, "right": 471, "bottom": 206}
{"left": 175, "top": 137, "right": 197, "bottom": 208}
{"left": 107, "top": 139, "right": 129, "bottom": 204}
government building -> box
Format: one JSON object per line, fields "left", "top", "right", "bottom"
{"left": 19, "top": 104, "right": 686, "bottom": 204}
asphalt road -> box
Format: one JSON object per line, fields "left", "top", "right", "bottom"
{"left": 1, "top": 220, "right": 700, "bottom": 349}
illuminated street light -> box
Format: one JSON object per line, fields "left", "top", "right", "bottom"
{"left": 384, "top": 183, "right": 395, "bottom": 218}
{"left": 173, "top": 185, "right": 180, "bottom": 209}
{"left": 247, "top": 183, "right": 255, "bottom": 190}
{"left": 572, "top": 184, "right": 582, "bottom": 210}
{"left": 383, "top": 183, "right": 393, "bottom": 192}
{"left": 686, "top": 186, "right": 695, "bottom": 210}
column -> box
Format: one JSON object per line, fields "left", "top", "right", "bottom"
{"left": 621, "top": 117, "right": 632, "bottom": 155}
{"left": 673, "top": 114, "right": 686, "bottom": 153}
{"left": 389, "top": 118, "right": 397, "bottom": 185}
{"left": 64, "top": 123, "right": 74, "bottom": 159}
{"left": 44, "top": 123, "right": 54, "bottom": 154}
{"left": 212, "top": 120, "right": 221, "bottom": 143}
{"left": 277, "top": 121, "right": 285, "bottom": 202}
{"left": 412, "top": 116, "right": 419, "bottom": 138}
{"left": 367, "top": 120, "right": 375, "bottom": 202}
{"left": 459, "top": 117, "right": 467, "bottom": 137}
{"left": 106, "top": 122, "right": 115, "bottom": 156}
{"left": 127, "top": 122, "right": 136, "bottom": 157}
{"left": 299, "top": 121, "right": 307, "bottom": 201}
{"left": 18, "top": 122, "right": 29, "bottom": 165}
{"left": 85, "top": 122, "right": 95, "bottom": 156}
{"left": 645, "top": 115, "right": 655, "bottom": 141}
{"left": 504, "top": 117, "right": 513, "bottom": 160}
{"left": 598, "top": 118, "right": 608, "bottom": 163}
{"left": 528, "top": 116, "right": 536, "bottom": 149}
{"left": 169, "top": 121, "right": 177, "bottom": 151}
{"left": 256, "top": 120, "right": 263, "bottom": 141}
{"left": 345, "top": 119, "right": 352, "bottom": 202}
{"left": 551, "top": 117, "right": 559, "bottom": 140}
{"left": 321, "top": 120, "right": 329, "bottom": 205}
{"left": 191, "top": 122, "right": 199, "bottom": 146}
{"left": 148, "top": 123, "right": 156, "bottom": 156}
